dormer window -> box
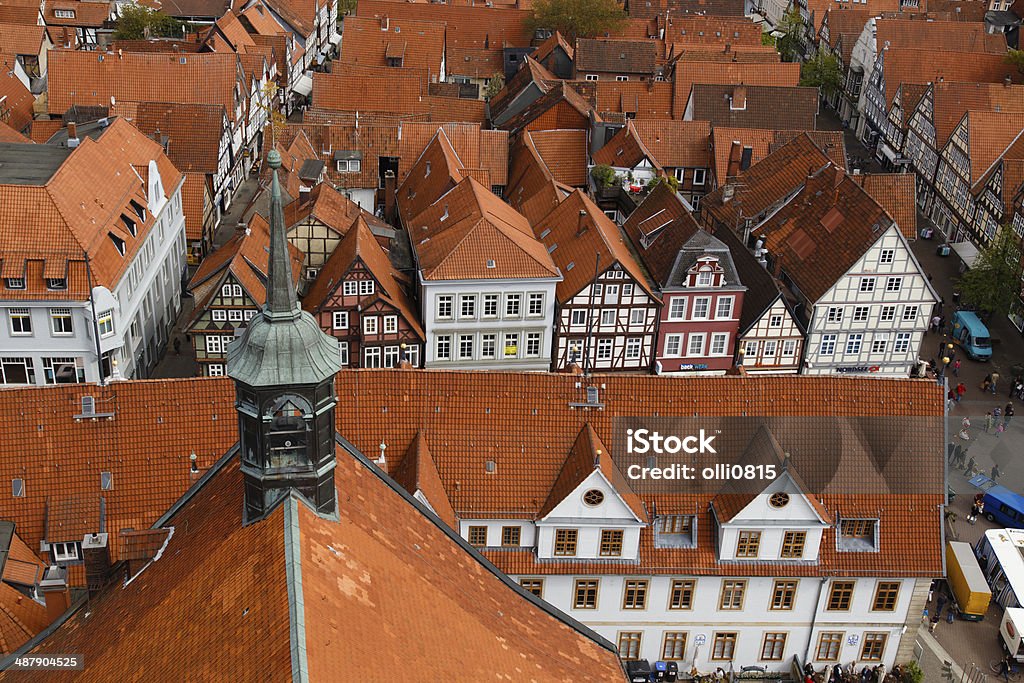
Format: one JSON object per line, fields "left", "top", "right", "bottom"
{"left": 655, "top": 515, "right": 696, "bottom": 548}
{"left": 109, "top": 233, "right": 126, "bottom": 256}
{"left": 54, "top": 8, "right": 75, "bottom": 18}
{"left": 46, "top": 278, "right": 67, "bottom": 291}
{"left": 129, "top": 200, "right": 146, "bottom": 223}
{"left": 696, "top": 271, "right": 713, "bottom": 286}
{"left": 122, "top": 214, "right": 137, "bottom": 237}
{"left": 50, "top": 541, "right": 80, "bottom": 563}
{"left": 736, "top": 530, "right": 761, "bottom": 558}
{"left": 837, "top": 518, "right": 878, "bottom": 551}
{"left": 5, "top": 278, "right": 25, "bottom": 290}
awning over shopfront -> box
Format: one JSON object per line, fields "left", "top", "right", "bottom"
{"left": 952, "top": 240, "right": 980, "bottom": 268}
{"left": 329, "top": 31, "right": 341, "bottom": 45}
{"left": 292, "top": 74, "right": 313, "bottom": 96}
{"left": 877, "top": 141, "right": 898, "bottom": 164}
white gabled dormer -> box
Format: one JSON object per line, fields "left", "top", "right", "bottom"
{"left": 535, "top": 425, "right": 647, "bottom": 561}
{"left": 711, "top": 428, "right": 832, "bottom": 562}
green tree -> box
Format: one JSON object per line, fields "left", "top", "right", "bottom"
{"left": 957, "top": 227, "right": 1022, "bottom": 318}
{"left": 338, "top": 0, "right": 357, "bottom": 17}
{"left": 114, "top": 5, "right": 188, "bottom": 40}
{"left": 800, "top": 52, "right": 842, "bottom": 98}
{"left": 760, "top": 32, "right": 777, "bottom": 48}
{"left": 485, "top": 73, "right": 505, "bottom": 100}
{"left": 645, "top": 174, "right": 679, "bottom": 193}
{"left": 776, "top": 6, "right": 804, "bottom": 62}
{"left": 529, "top": 0, "right": 626, "bottom": 41}
{"left": 1006, "top": 48, "right": 1024, "bottom": 76}
{"left": 590, "top": 164, "right": 617, "bottom": 188}
{"left": 900, "top": 661, "right": 924, "bottom": 683}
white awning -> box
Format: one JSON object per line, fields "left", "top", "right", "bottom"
{"left": 877, "top": 141, "right": 898, "bottom": 164}
{"left": 292, "top": 74, "right": 313, "bottom": 96}
{"left": 329, "top": 31, "right": 341, "bottom": 45}
{"left": 952, "top": 240, "right": 980, "bottom": 268}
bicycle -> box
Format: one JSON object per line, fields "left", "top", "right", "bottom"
{"left": 989, "top": 658, "right": 1023, "bottom": 681}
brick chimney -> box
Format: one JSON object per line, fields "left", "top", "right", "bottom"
{"left": 39, "top": 565, "right": 70, "bottom": 623}
{"left": 66, "top": 122, "right": 79, "bottom": 149}
{"left": 82, "top": 532, "right": 113, "bottom": 597}
{"left": 726, "top": 140, "right": 743, "bottom": 177}
{"left": 730, "top": 85, "right": 747, "bottom": 111}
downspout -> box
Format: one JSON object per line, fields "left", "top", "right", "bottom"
{"left": 583, "top": 251, "right": 601, "bottom": 375}
{"left": 803, "top": 576, "right": 829, "bottom": 665}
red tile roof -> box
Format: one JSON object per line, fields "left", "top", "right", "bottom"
{"left": 672, "top": 62, "right": 800, "bottom": 118}
{"left": 660, "top": 15, "right": 763, "bottom": 45}
{"left": 875, "top": 17, "right": 1005, "bottom": 54}
{"left": 591, "top": 80, "right": 675, "bottom": 119}
{"left": 505, "top": 132, "right": 572, "bottom": 225}
{"left": 929, "top": 82, "right": 1024, "bottom": 149}
{"left": 877, "top": 48, "right": 1021, "bottom": 107}
{"left": 688, "top": 84, "right": 819, "bottom": 130}
{"left": 710, "top": 127, "right": 847, "bottom": 183}
{"left": 47, "top": 51, "right": 243, "bottom": 120}
{"left": 526, "top": 129, "right": 588, "bottom": 186}
{"left": 0, "top": 0, "right": 40, "bottom": 25}
{"left": 575, "top": 38, "right": 660, "bottom": 75}
{"left": 621, "top": 182, "right": 701, "bottom": 285}
{"left": 1, "top": 528, "right": 45, "bottom": 588}
{"left": 533, "top": 189, "right": 658, "bottom": 302}
{"left": 44, "top": 0, "right": 110, "bottom": 27}
{"left": 341, "top": 16, "right": 446, "bottom": 77}
{"left": 0, "top": 581, "right": 48, "bottom": 655}
{"left": 593, "top": 119, "right": 710, "bottom": 170}
{"left": 393, "top": 431, "right": 457, "bottom": 528}
{"left": 0, "top": 66, "right": 34, "bottom": 133}
{"left": 852, "top": 173, "right": 918, "bottom": 238}
{"left": 408, "top": 176, "right": 560, "bottom": 281}
{"left": 0, "top": 21, "right": 45, "bottom": 55}
{"left": 127, "top": 101, "right": 226, "bottom": 174}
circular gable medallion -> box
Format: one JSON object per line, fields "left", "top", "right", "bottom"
{"left": 769, "top": 492, "right": 790, "bottom": 509}
{"left": 583, "top": 489, "right": 605, "bottom": 506}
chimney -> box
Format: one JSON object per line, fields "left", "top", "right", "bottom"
{"left": 576, "top": 208, "right": 589, "bottom": 236}
{"left": 730, "top": 85, "right": 746, "bottom": 111}
{"left": 39, "top": 565, "right": 70, "bottom": 623}
{"left": 66, "top": 122, "right": 79, "bottom": 149}
{"left": 384, "top": 170, "right": 397, "bottom": 224}
{"left": 82, "top": 533, "right": 114, "bottom": 597}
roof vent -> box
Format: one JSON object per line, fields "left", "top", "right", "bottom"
{"left": 485, "top": 460, "right": 496, "bottom": 474}
{"left": 566, "top": 261, "right": 575, "bottom": 271}
{"left": 189, "top": 452, "right": 198, "bottom": 473}
{"left": 179, "top": 56, "right": 187, "bottom": 64}
{"left": 486, "top": 259, "right": 496, "bottom": 268}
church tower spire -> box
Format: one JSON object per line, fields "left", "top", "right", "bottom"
{"left": 227, "top": 150, "right": 342, "bottom": 523}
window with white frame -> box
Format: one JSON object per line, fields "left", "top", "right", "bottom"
{"left": 338, "top": 342, "right": 349, "bottom": 365}
{"left": 481, "top": 334, "right": 496, "bottom": 359}
{"left": 343, "top": 281, "right": 358, "bottom": 296}
{"left": 764, "top": 340, "right": 778, "bottom": 357}
{"left": 692, "top": 168, "right": 707, "bottom": 186}
{"left": 483, "top": 294, "right": 499, "bottom": 318}
{"left": 630, "top": 309, "right": 645, "bottom": 325}
{"left": 526, "top": 332, "right": 542, "bottom": 357}
{"left": 696, "top": 271, "right": 713, "bottom": 287}
{"left": 597, "top": 338, "right": 613, "bottom": 360}
{"left": 665, "top": 334, "right": 683, "bottom": 356}
{"left": 383, "top": 315, "right": 397, "bottom": 334}
{"left": 42, "top": 357, "right": 85, "bottom": 384}
{"left": 8, "top": 308, "right": 31, "bottom": 335}
{"left": 437, "top": 295, "right": 453, "bottom": 320}
{"left": 504, "top": 332, "right": 520, "bottom": 357}
{"left": 744, "top": 340, "right": 759, "bottom": 357}
{"left": 505, "top": 294, "right": 521, "bottom": 317}
{"left": 436, "top": 335, "right": 451, "bottom": 360}
{"left": 716, "top": 297, "right": 733, "bottom": 319}
{"left": 405, "top": 346, "right": 419, "bottom": 366}
{"left": 625, "top": 337, "right": 641, "bottom": 359}
{"left": 769, "top": 314, "right": 783, "bottom": 327}
{"left": 213, "top": 310, "right": 227, "bottom": 322}
{"left": 901, "top": 305, "right": 918, "bottom": 322}
{"left": 221, "top": 284, "right": 232, "bottom": 297}
{"left": 383, "top": 346, "right": 399, "bottom": 368}
{"left": 359, "top": 280, "right": 374, "bottom": 295}
{"left": 232, "top": 284, "right": 243, "bottom": 297}
{"left": 458, "top": 335, "right": 474, "bottom": 359}
{"left": 585, "top": 74, "right": 599, "bottom": 81}
{"left": 571, "top": 309, "right": 587, "bottom": 326}
{"left": 244, "top": 309, "right": 255, "bottom": 321}
{"left": 0, "top": 357, "right": 34, "bottom": 384}
{"left": 710, "top": 333, "right": 728, "bottom": 355}
{"left": 687, "top": 333, "right": 705, "bottom": 356}
{"left": 460, "top": 295, "right": 476, "bottom": 319}
{"left": 852, "top": 306, "right": 869, "bottom": 323}
{"left": 50, "top": 541, "right": 79, "bottom": 562}
{"left": 859, "top": 277, "right": 876, "bottom": 292}
{"left": 363, "top": 316, "right": 378, "bottom": 335}
{"left": 894, "top": 332, "right": 912, "bottom": 354}
{"left": 332, "top": 311, "right": 348, "bottom": 330}
{"left": 878, "top": 248, "right": 895, "bottom": 264}
{"left": 782, "top": 340, "right": 797, "bottom": 356}
{"left": 50, "top": 308, "right": 73, "bottom": 335}
{"left": 826, "top": 307, "right": 843, "bottom": 323}
{"left": 208, "top": 363, "right": 224, "bottom": 377}
{"left": 845, "top": 334, "right": 863, "bottom": 355}
{"left": 692, "top": 297, "right": 710, "bottom": 319}
{"left": 819, "top": 334, "right": 837, "bottom": 356}
{"left": 228, "top": 309, "right": 243, "bottom": 322}
{"left": 668, "top": 298, "right": 687, "bottom": 320}
{"left": 885, "top": 277, "right": 903, "bottom": 292}
{"left": 528, "top": 293, "right": 544, "bottom": 317}
{"left": 870, "top": 335, "right": 888, "bottom": 354}
{"left": 364, "top": 347, "right": 381, "bottom": 368}
{"left": 615, "top": 75, "right": 629, "bottom": 82}
{"left": 623, "top": 283, "right": 633, "bottom": 296}
{"left": 600, "top": 310, "right": 615, "bottom": 326}
{"left": 880, "top": 305, "right": 896, "bottom": 322}
{"left": 98, "top": 310, "right": 114, "bottom": 337}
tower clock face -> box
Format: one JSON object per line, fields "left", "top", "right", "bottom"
{"left": 265, "top": 395, "right": 311, "bottom": 468}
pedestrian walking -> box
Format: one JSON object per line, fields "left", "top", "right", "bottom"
{"left": 966, "top": 456, "right": 977, "bottom": 476}
{"left": 953, "top": 358, "right": 961, "bottom": 377}
{"left": 992, "top": 372, "right": 1001, "bottom": 395}
{"left": 983, "top": 375, "right": 993, "bottom": 393}
{"left": 1012, "top": 377, "right": 1024, "bottom": 399}
{"left": 947, "top": 390, "right": 956, "bottom": 411}
{"left": 937, "top": 593, "right": 947, "bottom": 616}
{"left": 173, "top": 337, "right": 182, "bottom": 355}
{"left": 956, "top": 382, "right": 967, "bottom": 402}
{"left": 986, "top": 411, "right": 996, "bottom": 433}
{"left": 930, "top": 315, "right": 941, "bottom": 333}
{"left": 992, "top": 464, "right": 1002, "bottom": 481}
{"left": 1006, "top": 403, "right": 1015, "bottom": 428}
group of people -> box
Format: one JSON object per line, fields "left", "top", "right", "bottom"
{"left": 968, "top": 492, "right": 987, "bottom": 524}
{"left": 802, "top": 662, "right": 907, "bottom": 683}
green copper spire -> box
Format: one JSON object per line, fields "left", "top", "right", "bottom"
{"left": 265, "top": 149, "right": 300, "bottom": 319}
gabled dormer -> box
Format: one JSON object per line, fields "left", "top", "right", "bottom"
{"left": 392, "top": 432, "right": 456, "bottom": 530}
{"left": 711, "top": 427, "right": 831, "bottom": 563}
{"left": 686, "top": 254, "right": 725, "bottom": 288}
{"left": 535, "top": 425, "right": 647, "bottom": 561}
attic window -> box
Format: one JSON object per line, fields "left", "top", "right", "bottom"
{"left": 837, "top": 518, "right": 879, "bottom": 552}
{"left": 54, "top": 8, "right": 75, "bottom": 18}
{"left": 5, "top": 278, "right": 25, "bottom": 290}
{"left": 121, "top": 214, "right": 137, "bottom": 237}
{"left": 100, "top": 471, "right": 113, "bottom": 490}
{"left": 769, "top": 492, "right": 790, "bottom": 508}
{"left": 582, "top": 489, "right": 604, "bottom": 506}
{"left": 11, "top": 479, "right": 24, "bottom": 497}
{"left": 129, "top": 200, "right": 146, "bottom": 222}
{"left": 585, "top": 386, "right": 599, "bottom": 404}
{"left": 655, "top": 515, "right": 696, "bottom": 548}
{"left": 486, "top": 259, "right": 496, "bottom": 269}
{"left": 485, "top": 460, "right": 496, "bottom": 474}
{"left": 46, "top": 278, "right": 67, "bottom": 290}
{"left": 109, "top": 233, "right": 126, "bottom": 256}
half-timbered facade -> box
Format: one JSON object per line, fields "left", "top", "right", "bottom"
{"left": 656, "top": 232, "right": 745, "bottom": 375}
{"left": 533, "top": 191, "right": 660, "bottom": 372}
{"left": 303, "top": 216, "right": 424, "bottom": 368}
{"left": 184, "top": 215, "right": 303, "bottom": 377}
{"left": 284, "top": 184, "right": 392, "bottom": 292}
